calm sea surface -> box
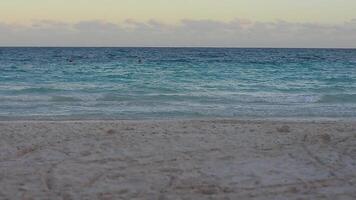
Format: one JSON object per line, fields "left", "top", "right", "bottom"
{"left": 0, "top": 48, "right": 355, "bottom": 119}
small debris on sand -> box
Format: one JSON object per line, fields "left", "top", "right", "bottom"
{"left": 320, "top": 134, "right": 331, "bottom": 143}
{"left": 106, "top": 129, "right": 116, "bottom": 134}
{"left": 276, "top": 125, "right": 291, "bottom": 133}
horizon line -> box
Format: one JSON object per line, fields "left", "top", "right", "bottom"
{"left": 0, "top": 46, "right": 355, "bottom": 50}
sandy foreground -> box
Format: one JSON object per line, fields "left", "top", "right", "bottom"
{"left": 0, "top": 119, "right": 355, "bottom": 200}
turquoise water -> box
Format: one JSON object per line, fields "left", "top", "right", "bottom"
{"left": 0, "top": 47, "right": 355, "bottom": 119}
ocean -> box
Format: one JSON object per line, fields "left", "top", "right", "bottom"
{"left": 0, "top": 47, "right": 355, "bottom": 119}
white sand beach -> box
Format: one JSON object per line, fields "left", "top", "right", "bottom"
{"left": 0, "top": 119, "right": 355, "bottom": 199}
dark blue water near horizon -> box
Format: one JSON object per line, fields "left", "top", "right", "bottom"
{"left": 0, "top": 47, "right": 355, "bottom": 119}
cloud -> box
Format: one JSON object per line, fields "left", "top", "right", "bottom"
{"left": 74, "top": 20, "right": 120, "bottom": 32}
{"left": 0, "top": 19, "right": 356, "bottom": 48}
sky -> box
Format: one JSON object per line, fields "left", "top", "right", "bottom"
{"left": 1, "top": 0, "right": 356, "bottom": 47}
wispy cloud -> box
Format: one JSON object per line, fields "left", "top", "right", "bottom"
{"left": 1, "top": 19, "right": 356, "bottom": 47}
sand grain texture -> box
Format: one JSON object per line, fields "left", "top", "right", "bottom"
{"left": 0, "top": 120, "right": 356, "bottom": 200}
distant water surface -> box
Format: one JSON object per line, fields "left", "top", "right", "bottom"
{"left": 0, "top": 47, "right": 355, "bottom": 119}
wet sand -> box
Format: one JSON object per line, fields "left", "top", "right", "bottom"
{"left": 0, "top": 119, "right": 355, "bottom": 199}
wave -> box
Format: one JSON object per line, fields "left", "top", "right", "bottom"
{"left": 0, "top": 96, "right": 45, "bottom": 102}
{"left": 0, "top": 95, "right": 83, "bottom": 103}
{"left": 10, "top": 87, "right": 65, "bottom": 94}
{"left": 50, "top": 96, "right": 82, "bottom": 102}
{"left": 240, "top": 94, "right": 356, "bottom": 104}
{"left": 318, "top": 94, "right": 356, "bottom": 103}
{"left": 97, "top": 94, "right": 134, "bottom": 102}
{"left": 95, "top": 93, "right": 323, "bottom": 105}
{"left": 160, "top": 58, "right": 192, "bottom": 63}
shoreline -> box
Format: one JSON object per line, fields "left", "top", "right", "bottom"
{"left": 1, "top": 119, "right": 355, "bottom": 199}
{"left": 1, "top": 116, "right": 356, "bottom": 122}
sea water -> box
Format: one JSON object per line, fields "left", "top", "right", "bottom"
{"left": 0, "top": 47, "right": 355, "bottom": 119}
